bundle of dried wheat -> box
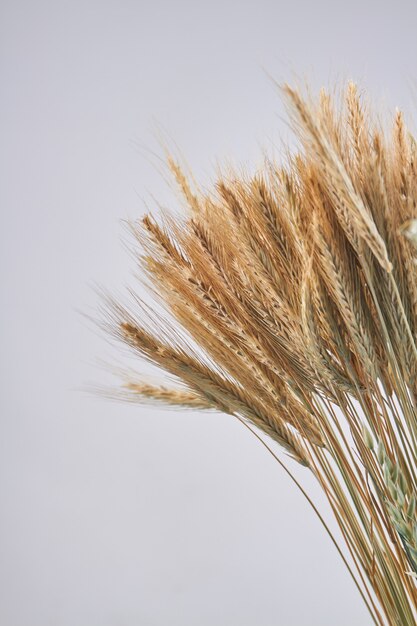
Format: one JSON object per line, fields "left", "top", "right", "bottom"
{"left": 101, "top": 84, "right": 417, "bottom": 625}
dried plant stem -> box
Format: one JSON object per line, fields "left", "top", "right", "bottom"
{"left": 236, "top": 415, "right": 382, "bottom": 625}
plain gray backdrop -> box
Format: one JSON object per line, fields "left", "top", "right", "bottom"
{"left": 2, "top": 1, "right": 417, "bottom": 624}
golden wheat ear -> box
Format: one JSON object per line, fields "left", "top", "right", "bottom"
{"left": 121, "top": 381, "right": 214, "bottom": 409}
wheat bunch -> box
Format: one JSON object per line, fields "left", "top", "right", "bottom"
{"left": 100, "top": 83, "right": 417, "bottom": 625}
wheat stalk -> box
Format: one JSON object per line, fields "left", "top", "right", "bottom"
{"left": 100, "top": 83, "right": 417, "bottom": 625}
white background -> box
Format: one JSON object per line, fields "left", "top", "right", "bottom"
{"left": 2, "top": 1, "right": 417, "bottom": 624}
